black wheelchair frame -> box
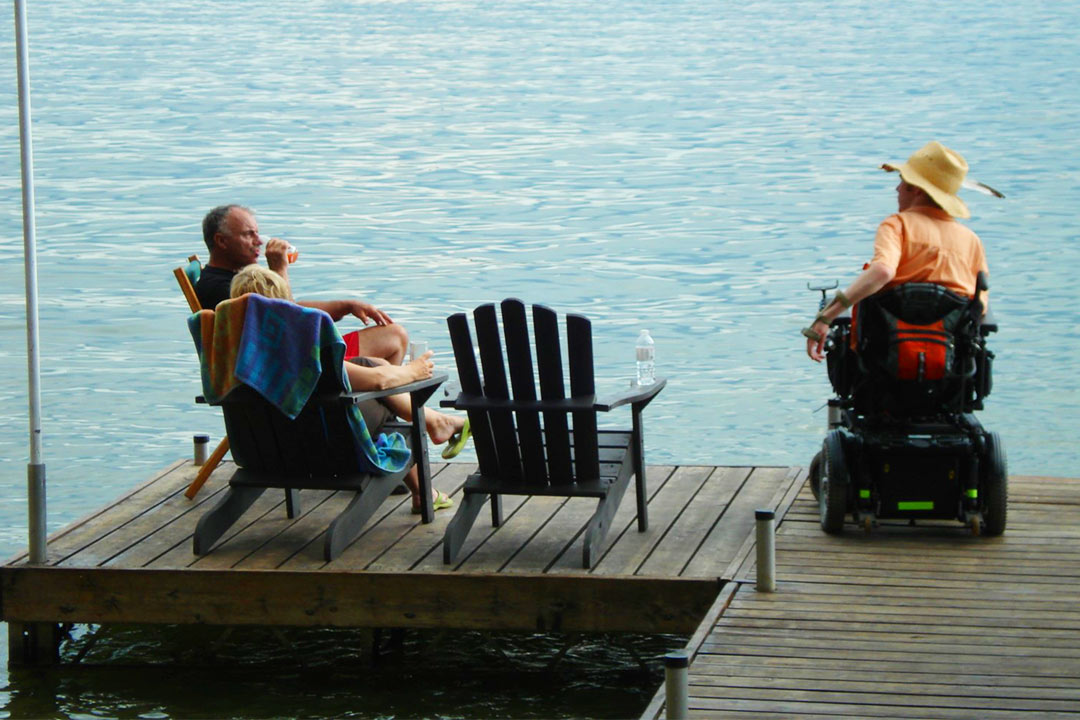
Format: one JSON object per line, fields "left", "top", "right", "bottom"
{"left": 808, "top": 273, "right": 1007, "bottom": 536}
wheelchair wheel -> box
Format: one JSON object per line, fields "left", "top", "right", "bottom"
{"left": 820, "top": 430, "right": 849, "bottom": 534}
{"left": 981, "top": 431, "right": 1008, "bottom": 536}
{"left": 808, "top": 450, "right": 823, "bottom": 501}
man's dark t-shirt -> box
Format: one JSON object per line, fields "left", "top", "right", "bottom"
{"left": 195, "top": 265, "right": 236, "bottom": 310}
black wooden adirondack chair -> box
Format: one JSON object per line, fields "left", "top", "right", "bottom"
{"left": 440, "top": 299, "right": 666, "bottom": 568}
{"left": 190, "top": 299, "right": 445, "bottom": 561}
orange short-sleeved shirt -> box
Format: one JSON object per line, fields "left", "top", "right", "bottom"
{"left": 871, "top": 206, "right": 988, "bottom": 298}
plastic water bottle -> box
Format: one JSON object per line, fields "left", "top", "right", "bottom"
{"left": 635, "top": 329, "right": 655, "bottom": 386}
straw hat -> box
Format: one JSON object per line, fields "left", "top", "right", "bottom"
{"left": 882, "top": 141, "right": 970, "bottom": 218}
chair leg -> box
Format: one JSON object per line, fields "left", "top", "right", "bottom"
{"left": 490, "top": 494, "right": 503, "bottom": 527}
{"left": 323, "top": 473, "right": 401, "bottom": 561}
{"left": 409, "top": 400, "right": 435, "bottom": 523}
{"left": 185, "top": 437, "right": 230, "bottom": 500}
{"left": 631, "top": 408, "right": 649, "bottom": 532}
{"left": 443, "top": 492, "right": 488, "bottom": 564}
{"left": 582, "top": 464, "right": 633, "bottom": 569}
{"left": 284, "top": 488, "right": 302, "bottom": 518}
{"left": 193, "top": 484, "right": 266, "bottom": 555}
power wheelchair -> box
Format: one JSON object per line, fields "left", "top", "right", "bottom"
{"left": 808, "top": 272, "right": 1007, "bottom": 535}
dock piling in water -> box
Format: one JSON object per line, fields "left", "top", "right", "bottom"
{"left": 663, "top": 650, "right": 689, "bottom": 719}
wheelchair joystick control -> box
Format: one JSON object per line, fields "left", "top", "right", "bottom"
{"left": 808, "top": 280, "right": 839, "bottom": 312}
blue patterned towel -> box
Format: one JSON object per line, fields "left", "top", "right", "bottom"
{"left": 188, "top": 294, "right": 410, "bottom": 474}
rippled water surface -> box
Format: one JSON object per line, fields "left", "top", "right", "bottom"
{"left": 1, "top": 0, "right": 1078, "bottom": 716}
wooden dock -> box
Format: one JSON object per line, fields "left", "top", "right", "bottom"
{"left": 9, "top": 459, "right": 1078, "bottom": 718}
{"left": 643, "top": 473, "right": 1080, "bottom": 719}
{"left": 1, "top": 460, "right": 798, "bottom": 660}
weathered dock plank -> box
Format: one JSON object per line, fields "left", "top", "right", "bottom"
{"left": 8, "top": 460, "right": 188, "bottom": 567}
{"left": 684, "top": 466, "right": 796, "bottom": 579}
{"left": 3, "top": 461, "right": 771, "bottom": 640}
{"left": 643, "top": 474, "right": 1080, "bottom": 719}
{"left": 330, "top": 464, "right": 470, "bottom": 572}
{"left": 545, "top": 464, "right": 678, "bottom": 575}
{"left": 0, "top": 566, "right": 716, "bottom": 633}
{"left": 639, "top": 466, "right": 751, "bottom": 577}
{"left": 591, "top": 465, "right": 709, "bottom": 576}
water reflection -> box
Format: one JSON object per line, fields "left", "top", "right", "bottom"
{"left": 4, "top": 625, "right": 684, "bottom": 719}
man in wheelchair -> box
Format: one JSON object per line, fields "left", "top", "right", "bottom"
{"left": 801, "top": 141, "right": 1006, "bottom": 536}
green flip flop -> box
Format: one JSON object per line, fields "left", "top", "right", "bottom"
{"left": 412, "top": 490, "right": 454, "bottom": 515}
{"left": 441, "top": 419, "right": 472, "bottom": 459}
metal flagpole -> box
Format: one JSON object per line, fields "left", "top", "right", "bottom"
{"left": 14, "top": 0, "right": 47, "bottom": 564}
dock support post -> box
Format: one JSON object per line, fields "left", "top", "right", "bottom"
{"left": 755, "top": 509, "right": 776, "bottom": 592}
{"left": 8, "top": 621, "right": 60, "bottom": 666}
{"left": 664, "top": 650, "right": 689, "bottom": 719}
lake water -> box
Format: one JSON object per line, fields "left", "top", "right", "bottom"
{"left": 1, "top": 0, "right": 1078, "bottom": 716}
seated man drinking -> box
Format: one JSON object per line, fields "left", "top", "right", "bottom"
{"left": 198, "top": 204, "right": 408, "bottom": 366}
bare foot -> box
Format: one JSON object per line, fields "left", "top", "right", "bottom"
{"left": 426, "top": 410, "right": 465, "bottom": 445}
{"left": 403, "top": 351, "right": 434, "bottom": 383}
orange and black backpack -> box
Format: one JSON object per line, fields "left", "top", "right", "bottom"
{"left": 849, "top": 283, "right": 979, "bottom": 415}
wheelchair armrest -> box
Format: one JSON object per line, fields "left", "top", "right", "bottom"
{"left": 980, "top": 309, "right": 998, "bottom": 335}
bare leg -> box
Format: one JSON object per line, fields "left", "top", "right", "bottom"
{"left": 378, "top": 394, "right": 464, "bottom": 445}
{"left": 345, "top": 354, "right": 462, "bottom": 444}
{"left": 402, "top": 465, "right": 447, "bottom": 512}
{"left": 351, "top": 324, "right": 408, "bottom": 365}
{"left": 402, "top": 465, "right": 420, "bottom": 503}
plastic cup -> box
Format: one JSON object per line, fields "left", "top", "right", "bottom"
{"left": 258, "top": 235, "right": 298, "bottom": 263}
{"left": 409, "top": 341, "right": 428, "bottom": 361}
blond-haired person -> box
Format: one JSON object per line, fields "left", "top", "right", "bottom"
{"left": 230, "top": 265, "right": 458, "bottom": 514}
{"left": 804, "top": 141, "right": 992, "bottom": 361}
{"left": 230, "top": 262, "right": 294, "bottom": 301}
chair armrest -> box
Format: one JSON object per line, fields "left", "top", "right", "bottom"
{"left": 341, "top": 373, "right": 448, "bottom": 405}
{"left": 439, "top": 377, "right": 667, "bottom": 414}
{"left": 198, "top": 373, "right": 448, "bottom": 407}
{"left": 595, "top": 377, "right": 667, "bottom": 412}
{"left": 440, "top": 393, "right": 596, "bottom": 412}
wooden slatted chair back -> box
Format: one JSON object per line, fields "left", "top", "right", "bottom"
{"left": 221, "top": 370, "right": 360, "bottom": 480}
{"left": 447, "top": 298, "right": 600, "bottom": 486}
